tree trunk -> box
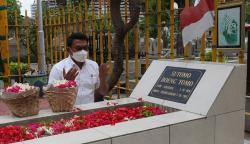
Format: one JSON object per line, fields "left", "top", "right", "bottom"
{"left": 57, "top": 0, "right": 140, "bottom": 93}
{"left": 107, "top": 0, "right": 140, "bottom": 91}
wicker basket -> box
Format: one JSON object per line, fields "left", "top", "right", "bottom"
{"left": 0, "top": 89, "right": 39, "bottom": 117}
{"left": 45, "top": 87, "right": 77, "bottom": 112}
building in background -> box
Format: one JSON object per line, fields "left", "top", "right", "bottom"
{"left": 30, "top": 0, "right": 57, "bottom": 19}
{"left": 45, "top": 0, "right": 57, "bottom": 8}
{"left": 30, "top": 1, "right": 37, "bottom": 19}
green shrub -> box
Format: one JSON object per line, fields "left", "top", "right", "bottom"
{"left": 205, "top": 51, "right": 212, "bottom": 61}
{"left": 9, "top": 62, "right": 28, "bottom": 75}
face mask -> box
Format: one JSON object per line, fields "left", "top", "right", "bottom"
{"left": 71, "top": 50, "right": 88, "bottom": 62}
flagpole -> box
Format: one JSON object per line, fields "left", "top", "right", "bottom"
{"left": 212, "top": 0, "right": 217, "bottom": 62}
{"left": 157, "top": 0, "right": 161, "bottom": 59}
{"left": 37, "top": 0, "right": 46, "bottom": 73}
{"left": 201, "top": 33, "right": 206, "bottom": 61}
{"left": 184, "top": 0, "right": 190, "bottom": 60}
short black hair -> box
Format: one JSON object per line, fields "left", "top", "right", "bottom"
{"left": 67, "top": 32, "right": 89, "bottom": 47}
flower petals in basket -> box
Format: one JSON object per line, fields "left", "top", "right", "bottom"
{"left": 0, "top": 83, "right": 39, "bottom": 117}
{"left": 45, "top": 80, "right": 77, "bottom": 112}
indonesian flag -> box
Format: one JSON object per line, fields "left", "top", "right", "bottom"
{"left": 180, "top": 0, "right": 214, "bottom": 46}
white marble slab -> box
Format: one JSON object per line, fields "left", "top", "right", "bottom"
{"left": 111, "top": 126, "right": 169, "bottom": 144}
{"left": 153, "top": 111, "right": 205, "bottom": 125}
{"left": 215, "top": 110, "right": 245, "bottom": 144}
{"left": 130, "top": 60, "right": 235, "bottom": 116}
{"left": 94, "top": 116, "right": 167, "bottom": 138}
{"left": 76, "top": 98, "right": 140, "bottom": 112}
{"left": 0, "top": 109, "right": 64, "bottom": 125}
{"left": 170, "top": 116, "right": 215, "bottom": 144}
{"left": 76, "top": 100, "right": 110, "bottom": 111}
{"left": 88, "top": 139, "right": 111, "bottom": 144}
{"left": 115, "top": 97, "right": 139, "bottom": 105}
{"left": 208, "top": 65, "right": 246, "bottom": 116}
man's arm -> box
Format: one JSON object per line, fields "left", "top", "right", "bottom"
{"left": 48, "top": 66, "right": 63, "bottom": 84}
{"left": 49, "top": 63, "right": 79, "bottom": 83}
{"left": 94, "top": 64, "right": 109, "bottom": 102}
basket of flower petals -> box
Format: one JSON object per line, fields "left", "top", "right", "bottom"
{"left": 45, "top": 80, "right": 77, "bottom": 112}
{"left": 0, "top": 83, "right": 39, "bottom": 117}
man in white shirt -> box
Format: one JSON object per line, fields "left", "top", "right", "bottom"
{"left": 48, "top": 32, "right": 109, "bottom": 105}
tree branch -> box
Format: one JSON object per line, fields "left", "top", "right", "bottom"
{"left": 110, "top": 0, "right": 125, "bottom": 35}
{"left": 124, "top": 0, "right": 140, "bottom": 33}
{"left": 106, "top": 0, "right": 140, "bottom": 92}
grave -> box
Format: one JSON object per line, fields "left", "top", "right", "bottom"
{"left": 130, "top": 60, "right": 246, "bottom": 144}
{"left": 0, "top": 60, "right": 246, "bottom": 144}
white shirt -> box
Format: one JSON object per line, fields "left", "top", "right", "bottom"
{"left": 48, "top": 57, "right": 100, "bottom": 105}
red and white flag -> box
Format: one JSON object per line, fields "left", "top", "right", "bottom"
{"left": 180, "top": 0, "right": 214, "bottom": 46}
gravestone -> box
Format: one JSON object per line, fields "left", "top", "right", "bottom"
{"left": 151, "top": 38, "right": 163, "bottom": 58}
{"left": 130, "top": 60, "right": 246, "bottom": 144}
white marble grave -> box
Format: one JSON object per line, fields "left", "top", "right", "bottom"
{"left": 1, "top": 60, "right": 246, "bottom": 144}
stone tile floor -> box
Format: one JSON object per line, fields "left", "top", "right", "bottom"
{"left": 245, "top": 132, "right": 250, "bottom": 144}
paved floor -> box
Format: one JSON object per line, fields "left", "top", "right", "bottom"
{"left": 245, "top": 132, "right": 250, "bottom": 144}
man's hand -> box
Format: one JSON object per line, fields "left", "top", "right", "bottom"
{"left": 95, "top": 64, "right": 109, "bottom": 100}
{"left": 99, "top": 64, "right": 109, "bottom": 80}
{"left": 63, "top": 66, "right": 79, "bottom": 81}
